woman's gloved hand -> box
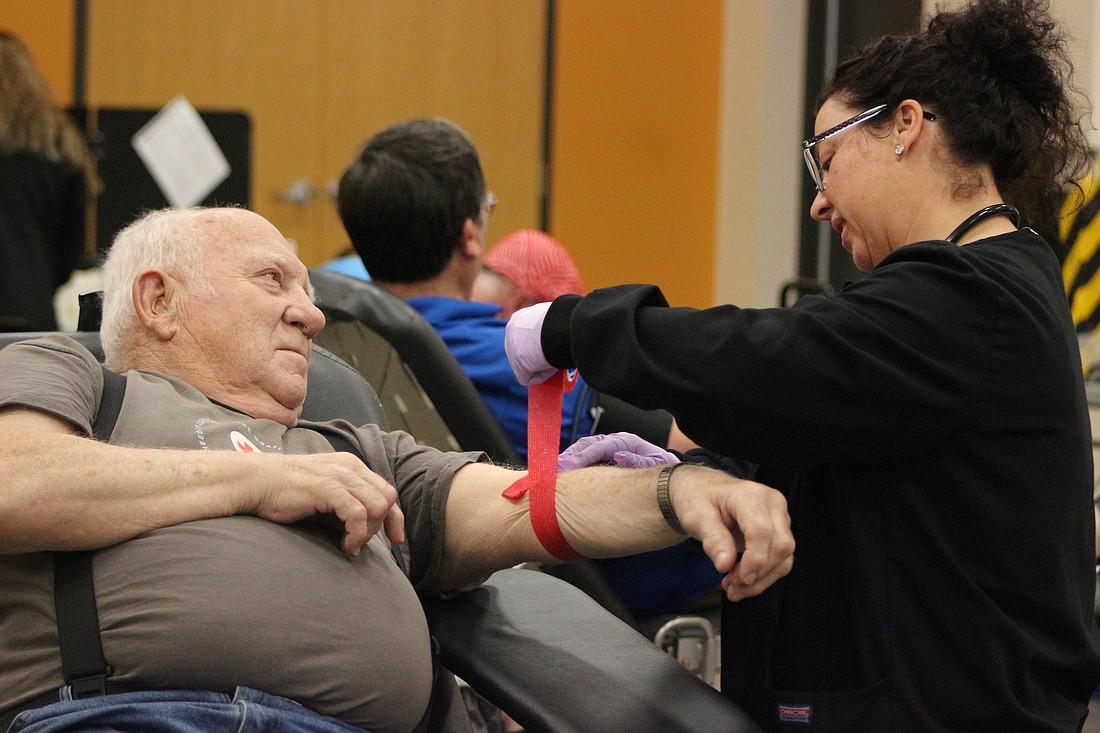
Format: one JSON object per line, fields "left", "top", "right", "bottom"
{"left": 505, "top": 302, "right": 557, "bottom": 386}
{"left": 558, "top": 432, "right": 680, "bottom": 471}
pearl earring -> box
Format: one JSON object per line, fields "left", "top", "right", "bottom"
{"left": 894, "top": 144, "right": 904, "bottom": 155}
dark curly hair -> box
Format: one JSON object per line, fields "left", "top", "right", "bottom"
{"left": 818, "top": 0, "right": 1092, "bottom": 245}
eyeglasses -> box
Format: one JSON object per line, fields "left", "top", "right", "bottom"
{"left": 801, "top": 104, "right": 938, "bottom": 191}
{"left": 483, "top": 191, "right": 498, "bottom": 217}
{"left": 802, "top": 104, "right": 887, "bottom": 192}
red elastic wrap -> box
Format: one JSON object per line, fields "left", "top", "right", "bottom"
{"left": 502, "top": 370, "right": 583, "bottom": 561}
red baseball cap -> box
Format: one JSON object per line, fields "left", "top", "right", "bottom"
{"left": 483, "top": 229, "right": 585, "bottom": 303}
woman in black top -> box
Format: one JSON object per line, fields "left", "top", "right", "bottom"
{"left": 506, "top": 1, "right": 1100, "bottom": 730}
{"left": 0, "top": 31, "right": 98, "bottom": 331}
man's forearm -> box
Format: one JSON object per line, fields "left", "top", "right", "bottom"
{"left": 0, "top": 407, "right": 403, "bottom": 556}
{"left": 0, "top": 417, "right": 265, "bottom": 553}
{"left": 438, "top": 461, "right": 793, "bottom": 599}
{"left": 0, "top": 435, "right": 258, "bottom": 552}
{"left": 438, "top": 463, "right": 694, "bottom": 592}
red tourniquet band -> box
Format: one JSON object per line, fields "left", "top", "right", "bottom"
{"left": 502, "top": 370, "right": 584, "bottom": 561}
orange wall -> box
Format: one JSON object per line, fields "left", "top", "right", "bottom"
{"left": 0, "top": 0, "right": 76, "bottom": 105}
{"left": 1, "top": 1, "right": 725, "bottom": 310}
{"left": 551, "top": 0, "right": 722, "bottom": 309}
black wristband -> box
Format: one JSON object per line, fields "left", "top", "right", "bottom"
{"left": 657, "top": 463, "right": 688, "bottom": 535}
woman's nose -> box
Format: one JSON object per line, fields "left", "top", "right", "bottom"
{"left": 809, "top": 190, "right": 831, "bottom": 222}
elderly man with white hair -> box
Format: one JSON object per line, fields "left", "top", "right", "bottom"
{"left": 0, "top": 206, "right": 793, "bottom": 733}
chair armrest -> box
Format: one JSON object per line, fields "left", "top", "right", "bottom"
{"left": 423, "top": 568, "right": 762, "bottom": 733}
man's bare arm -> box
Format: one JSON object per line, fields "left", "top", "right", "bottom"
{"left": 0, "top": 407, "right": 403, "bottom": 555}
{"left": 438, "top": 461, "right": 793, "bottom": 597}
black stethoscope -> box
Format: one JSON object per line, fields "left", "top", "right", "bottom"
{"left": 944, "top": 203, "right": 1021, "bottom": 244}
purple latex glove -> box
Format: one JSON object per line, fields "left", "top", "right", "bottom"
{"left": 505, "top": 302, "right": 557, "bottom": 386}
{"left": 558, "top": 432, "right": 680, "bottom": 471}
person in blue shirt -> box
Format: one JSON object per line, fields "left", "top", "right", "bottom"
{"left": 336, "top": 118, "right": 721, "bottom": 620}
{"left": 318, "top": 249, "right": 370, "bottom": 281}
{"left": 335, "top": 118, "right": 593, "bottom": 462}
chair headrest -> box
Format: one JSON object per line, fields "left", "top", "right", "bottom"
{"left": 310, "top": 268, "right": 519, "bottom": 463}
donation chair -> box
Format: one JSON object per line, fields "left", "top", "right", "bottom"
{"left": 310, "top": 268, "right": 520, "bottom": 464}
{"left": 0, "top": 330, "right": 762, "bottom": 733}
{"left": 310, "top": 268, "right": 677, "bottom": 460}
{"left": 307, "top": 270, "right": 721, "bottom": 681}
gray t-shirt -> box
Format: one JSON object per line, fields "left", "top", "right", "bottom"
{"left": 0, "top": 336, "right": 482, "bottom": 733}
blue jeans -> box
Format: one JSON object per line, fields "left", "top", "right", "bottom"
{"left": 6, "top": 686, "right": 369, "bottom": 733}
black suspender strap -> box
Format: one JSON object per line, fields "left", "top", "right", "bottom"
{"left": 92, "top": 367, "right": 127, "bottom": 441}
{"left": 52, "top": 551, "right": 110, "bottom": 697}
{"left": 51, "top": 366, "right": 129, "bottom": 698}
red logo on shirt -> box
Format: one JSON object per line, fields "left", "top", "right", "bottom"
{"left": 230, "top": 430, "right": 260, "bottom": 453}
{"left": 777, "top": 704, "right": 812, "bottom": 725}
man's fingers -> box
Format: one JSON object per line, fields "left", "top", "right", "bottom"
{"left": 383, "top": 504, "right": 406, "bottom": 545}
{"left": 329, "top": 492, "right": 372, "bottom": 556}
{"left": 316, "top": 461, "right": 400, "bottom": 556}
{"left": 677, "top": 472, "right": 794, "bottom": 600}
{"left": 695, "top": 520, "right": 741, "bottom": 575}
{"left": 731, "top": 495, "right": 794, "bottom": 585}
{"left": 334, "top": 494, "right": 402, "bottom": 557}
{"left": 720, "top": 497, "right": 795, "bottom": 599}
{"left": 723, "top": 555, "right": 795, "bottom": 601}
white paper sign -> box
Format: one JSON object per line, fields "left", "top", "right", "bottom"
{"left": 131, "top": 95, "right": 231, "bottom": 208}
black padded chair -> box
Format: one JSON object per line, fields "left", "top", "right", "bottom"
{"left": 0, "top": 331, "right": 762, "bottom": 733}
{"left": 310, "top": 267, "right": 679, "bottom": 459}
{"left": 308, "top": 269, "right": 720, "bottom": 656}
{"left": 310, "top": 268, "right": 520, "bottom": 465}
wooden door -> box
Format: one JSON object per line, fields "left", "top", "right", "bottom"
{"left": 85, "top": 0, "right": 546, "bottom": 266}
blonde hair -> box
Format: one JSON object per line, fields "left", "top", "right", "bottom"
{"left": 0, "top": 31, "right": 99, "bottom": 192}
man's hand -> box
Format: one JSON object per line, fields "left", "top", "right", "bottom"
{"left": 504, "top": 302, "right": 557, "bottom": 386}
{"left": 252, "top": 452, "right": 405, "bottom": 557}
{"left": 671, "top": 465, "right": 794, "bottom": 601}
{"left": 558, "top": 432, "right": 679, "bottom": 471}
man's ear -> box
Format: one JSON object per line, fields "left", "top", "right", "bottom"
{"left": 459, "top": 218, "right": 484, "bottom": 261}
{"left": 133, "top": 270, "right": 179, "bottom": 340}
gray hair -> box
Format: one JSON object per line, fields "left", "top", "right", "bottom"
{"left": 100, "top": 207, "right": 215, "bottom": 369}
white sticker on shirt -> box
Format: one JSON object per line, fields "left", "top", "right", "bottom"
{"left": 230, "top": 430, "right": 261, "bottom": 453}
